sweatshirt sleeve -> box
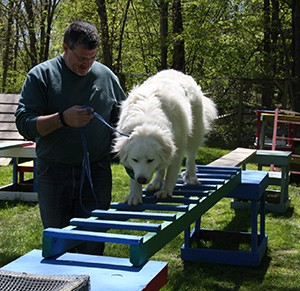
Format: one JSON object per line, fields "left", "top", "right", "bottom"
{"left": 15, "top": 70, "right": 47, "bottom": 141}
{"left": 109, "top": 74, "right": 127, "bottom": 125}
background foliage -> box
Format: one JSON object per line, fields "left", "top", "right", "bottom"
{"left": 0, "top": 0, "right": 299, "bottom": 148}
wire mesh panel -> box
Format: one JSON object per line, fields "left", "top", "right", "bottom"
{"left": 0, "top": 270, "right": 90, "bottom": 291}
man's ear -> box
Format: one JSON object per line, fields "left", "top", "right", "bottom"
{"left": 62, "top": 43, "right": 68, "bottom": 53}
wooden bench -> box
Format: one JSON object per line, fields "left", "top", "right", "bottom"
{"left": 0, "top": 94, "right": 24, "bottom": 143}
{"left": 0, "top": 94, "right": 35, "bottom": 188}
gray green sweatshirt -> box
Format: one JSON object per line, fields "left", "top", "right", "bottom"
{"left": 15, "top": 55, "right": 127, "bottom": 166}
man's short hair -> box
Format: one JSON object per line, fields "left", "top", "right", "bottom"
{"left": 63, "top": 20, "right": 100, "bottom": 50}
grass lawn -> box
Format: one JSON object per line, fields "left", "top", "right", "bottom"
{"left": 0, "top": 147, "right": 299, "bottom": 290}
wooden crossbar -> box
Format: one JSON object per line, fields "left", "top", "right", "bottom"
{"left": 70, "top": 218, "right": 162, "bottom": 232}
{"left": 43, "top": 228, "right": 143, "bottom": 245}
{"left": 92, "top": 209, "right": 178, "bottom": 221}
{"left": 110, "top": 202, "right": 189, "bottom": 212}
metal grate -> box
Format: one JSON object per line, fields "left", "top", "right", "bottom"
{"left": 0, "top": 270, "right": 90, "bottom": 291}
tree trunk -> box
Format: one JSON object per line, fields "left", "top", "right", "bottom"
{"left": 116, "top": 0, "right": 131, "bottom": 74}
{"left": 172, "top": 0, "right": 185, "bottom": 72}
{"left": 293, "top": 0, "right": 300, "bottom": 111}
{"left": 160, "top": 0, "right": 169, "bottom": 70}
{"left": 96, "top": 0, "right": 113, "bottom": 69}
{"left": 1, "top": 0, "right": 14, "bottom": 92}
{"left": 262, "top": 0, "right": 272, "bottom": 108}
{"left": 24, "top": 0, "right": 38, "bottom": 68}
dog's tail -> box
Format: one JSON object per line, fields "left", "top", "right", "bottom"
{"left": 202, "top": 96, "right": 218, "bottom": 133}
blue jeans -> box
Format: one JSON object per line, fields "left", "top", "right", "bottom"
{"left": 37, "top": 157, "right": 112, "bottom": 254}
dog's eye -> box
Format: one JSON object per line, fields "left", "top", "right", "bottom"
{"left": 132, "top": 158, "right": 138, "bottom": 163}
{"left": 147, "top": 159, "right": 154, "bottom": 163}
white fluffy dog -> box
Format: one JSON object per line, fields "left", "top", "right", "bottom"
{"left": 113, "top": 69, "right": 218, "bottom": 206}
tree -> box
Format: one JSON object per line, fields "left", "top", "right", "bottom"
{"left": 95, "top": 0, "right": 112, "bottom": 68}
{"left": 172, "top": 0, "right": 184, "bottom": 72}
{"left": 1, "top": 0, "right": 15, "bottom": 92}
{"left": 0, "top": 0, "right": 61, "bottom": 92}
{"left": 159, "top": 0, "right": 169, "bottom": 70}
{"left": 292, "top": 0, "right": 300, "bottom": 111}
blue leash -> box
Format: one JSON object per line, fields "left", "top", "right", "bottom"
{"left": 92, "top": 111, "right": 129, "bottom": 137}
{"left": 79, "top": 107, "right": 129, "bottom": 213}
{"left": 80, "top": 125, "right": 97, "bottom": 213}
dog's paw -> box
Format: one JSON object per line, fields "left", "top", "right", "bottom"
{"left": 125, "top": 194, "right": 143, "bottom": 206}
{"left": 154, "top": 189, "right": 172, "bottom": 199}
{"left": 145, "top": 180, "right": 163, "bottom": 192}
{"left": 181, "top": 170, "right": 200, "bottom": 185}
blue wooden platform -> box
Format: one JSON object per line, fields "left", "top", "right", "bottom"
{"left": 2, "top": 249, "right": 168, "bottom": 291}
{"left": 181, "top": 170, "right": 269, "bottom": 266}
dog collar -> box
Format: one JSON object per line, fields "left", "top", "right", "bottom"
{"left": 125, "top": 166, "right": 135, "bottom": 179}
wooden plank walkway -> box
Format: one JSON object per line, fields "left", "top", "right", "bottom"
{"left": 208, "top": 147, "right": 256, "bottom": 167}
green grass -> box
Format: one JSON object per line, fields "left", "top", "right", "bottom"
{"left": 0, "top": 147, "right": 300, "bottom": 290}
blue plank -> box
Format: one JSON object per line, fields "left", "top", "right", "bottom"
{"left": 172, "top": 190, "right": 210, "bottom": 196}
{"left": 43, "top": 228, "right": 143, "bottom": 245}
{"left": 92, "top": 209, "right": 177, "bottom": 221}
{"left": 194, "top": 173, "right": 233, "bottom": 179}
{"left": 196, "top": 173, "right": 233, "bottom": 179}
{"left": 141, "top": 195, "right": 200, "bottom": 204}
{"left": 196, "top": 165, "right": 240, "bottom": 172}
{"left": 110, "top": 202, "right": 189, "bottom": 212}
{"left": 177, "top": 175, "right": 229, "bottom": 182}
{"left": 70, "top": 218, "right": 161, "bottom": 232}
{"left": 174, "top": 184, "right": 218, "bottom": 190}
{"left": 196, "top": 178, "right": 226, "bottom": 184}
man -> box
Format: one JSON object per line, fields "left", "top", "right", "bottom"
{"left": 15, "top": 20, "right": 127, "bottom": 254}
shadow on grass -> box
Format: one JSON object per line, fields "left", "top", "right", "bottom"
{"left": 0, "top": 200, "right": 36, "bottom": 210}
{"left": 0, "top": 254, "right": 22, "bottom": 268}
{"left": 168, "top": 207, "right": 272, "bottom": 290}
{"left": 267, "top": 205, "right": 295, "bottom": 218}
{"left": 176, "top": 255, "right": 272, "bottom": 290}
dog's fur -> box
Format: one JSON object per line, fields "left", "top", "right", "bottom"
{"left": 113, "top": 69, "right": 218, "bottom": 205}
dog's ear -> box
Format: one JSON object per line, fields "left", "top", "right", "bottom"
{"left": 113, "top": 133, "right": 144, "bottom": 168}
{"left": 157, "top": 134, "right": 177, "bottom": 169}
{"left": 112, "top": 136, "right": 130, "bottom": 167}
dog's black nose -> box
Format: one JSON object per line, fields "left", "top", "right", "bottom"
{"left": 137, "top": 177, "right": 147, "bottom": 184}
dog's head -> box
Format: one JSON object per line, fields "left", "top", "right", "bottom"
{"left": 113, "top": 124, "right": 176, "bottom": 184}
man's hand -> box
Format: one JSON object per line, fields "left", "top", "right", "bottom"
{"left": 62, "top": 105, "right": 94, "bottom": 127}
{"left": 36, "top": 105, "right": 94, "bottom": 136}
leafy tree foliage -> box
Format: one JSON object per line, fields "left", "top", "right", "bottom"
{"left": 0, "top": 0, "right": 298, "bottom": 148}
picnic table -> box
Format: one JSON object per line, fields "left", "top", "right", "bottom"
{"left": 0, "top": 141, "right": 37, "bottom": 201}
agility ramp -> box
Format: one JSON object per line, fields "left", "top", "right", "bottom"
{"left": 41, "top": 165, "right": 241, "bottom": 267}
{"left": 2, "top": 165, "right": 241, "bottom": 290}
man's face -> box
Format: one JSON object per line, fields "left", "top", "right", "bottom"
{"left": 63, "top": 44, "right": 98, "bottom": 76}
